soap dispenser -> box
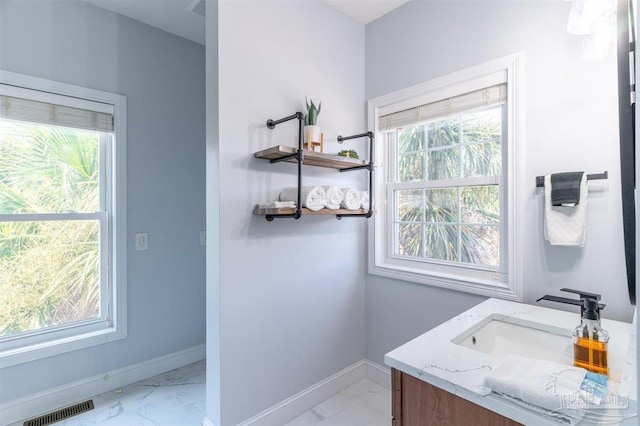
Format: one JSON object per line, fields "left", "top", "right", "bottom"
{"left": 573, "top": 298, "right": 609, "bottom": 375}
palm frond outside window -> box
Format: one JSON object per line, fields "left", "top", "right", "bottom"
{"left": 388, "top": 104, "right": 503, "bottom": 270}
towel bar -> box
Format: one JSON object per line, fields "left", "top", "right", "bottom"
{"left": 535, "top": 171, "right": 608, "bottom": 188}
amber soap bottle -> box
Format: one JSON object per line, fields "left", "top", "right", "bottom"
{"left": 573, "top": 298, "right": 609, "bottom": 376}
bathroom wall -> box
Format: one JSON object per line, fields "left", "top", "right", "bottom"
{"left": 0, "top": 0, "right": 206, "bottom": 402}
{"left": 205, "top": 0, "right": 221, "bottom": 424}
{"left": 365, "top": 0, "right": 633, "bottom": 365}
{"left": 212, "top": 1, "right": 366, "bottom": 423}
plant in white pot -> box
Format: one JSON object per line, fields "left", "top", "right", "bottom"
{"left": 304, "top": 97, "right": 322, "bottom": 145}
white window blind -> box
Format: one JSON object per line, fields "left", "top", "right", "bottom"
{"left": 378, "top": 83, "right": 507, "bottom": 132}
{"left": 0, "top": 93, "right": 114, "bottom": 132}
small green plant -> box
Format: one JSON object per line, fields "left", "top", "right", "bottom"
{"left": 304, "top": 97, "right": 321, "bottom": 126}
{"left": 338, "top": 149, "right": 359, "bottom": 159}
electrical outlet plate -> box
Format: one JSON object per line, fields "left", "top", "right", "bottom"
{"left": 135, "top": 232, "right": 148, "bottom": 251}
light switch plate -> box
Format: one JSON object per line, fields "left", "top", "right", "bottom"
{"left": 135, "top": 232, "right": 148, "bottom": 251}
{"left": 200, "top": 230, "right": 206, "bottom": 246}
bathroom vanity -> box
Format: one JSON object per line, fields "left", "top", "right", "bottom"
{"left": 392, "top": 368, "right": 522, "bottom": 425}
{"left": 385, "top": 299, "right": 637, "bottom": 425}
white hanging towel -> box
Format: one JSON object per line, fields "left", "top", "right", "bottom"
{"left": 279, "top": 186, "right": 325, "bottom": 211}
{"left": 544, "top": 174, "right": 587, "bottom": 247}
{"left": 322, "top": 186, "right": 343, "bottom": 210}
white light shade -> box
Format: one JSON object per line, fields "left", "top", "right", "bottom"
{"left": 567, "top": 0, "right": 616, "bottom": 60}
{"left": 567, "top": 0, "right": 616, "bottom": 35}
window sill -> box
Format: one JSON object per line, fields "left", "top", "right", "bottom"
{"left": 368, "top": 261, "right": 522, "bottom": 301}
{"left": 0, "top": 326, "right": 126, "bottom": 368}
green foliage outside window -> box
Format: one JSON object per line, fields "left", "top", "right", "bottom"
{"left": 0, "top": 121, "right": 101, "bottom": 336}
{"left": 394, "top": 108, "right": 502, "bottom": 268}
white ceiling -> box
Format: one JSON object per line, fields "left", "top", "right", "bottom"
{"left": 84, "top": 0, "right": 206, "bottom": 44}
{"left": 84, "top": 0, "right": 409, "bottom": 45}
{"left": 323, "top": 0, "right": 410, "bottom": 24}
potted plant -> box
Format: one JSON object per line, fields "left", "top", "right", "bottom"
{"left": 304, "top": 97, "right": 321, "bottom": 145}
{"left": 338, "top": 149, "right": 359, "bottom": 159}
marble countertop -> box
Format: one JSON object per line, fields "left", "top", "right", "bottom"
{"left": 385, "top": 298, "right": 637, "bottom": 425}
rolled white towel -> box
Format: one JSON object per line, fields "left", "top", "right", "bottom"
{"left": 280, "top": 186, "right": 325, "bottom": 211}
{"left": 341, "top": 188, "right": 361, "bottom": 210}
{"left": 323, "top": 186, "right": 343, "bottom": 210}
{"left": 360, "top": 191, "right": 369, "bottom": 210}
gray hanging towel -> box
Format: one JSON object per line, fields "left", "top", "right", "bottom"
{"left": 551, "top": 171, "right": 585, "bottom": 207}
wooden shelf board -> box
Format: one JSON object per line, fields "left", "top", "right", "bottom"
{"left": 254, "top": 145, "right": 367, "bottom": 170}
{"left": 253, "top": 207, "right": 370, "bottom": 216}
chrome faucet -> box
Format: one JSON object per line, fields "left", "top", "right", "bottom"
{"left": 537, "top": 288, "right": 605, "bottom": 317}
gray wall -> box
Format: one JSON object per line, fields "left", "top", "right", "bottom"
{"left": 205, "top": 0, "right": 221, "bottom": 424}
{"left": 365, "top": 0, "right": 634, "bottom": 365}
{"left": 0, "top": 0, "right": 205, "bottom": 402}
{"left": 213, "top": 1, "right": 366, "bottom": 423}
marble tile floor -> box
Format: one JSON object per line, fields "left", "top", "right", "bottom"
{"left": 15, "top": 360, "right": 207, "bottom": 426}
{"left": 15, "top": 361, "right": 391, "bottom": 426}
{"left": 283, "top": 379, "right": 391, "bottom": 426}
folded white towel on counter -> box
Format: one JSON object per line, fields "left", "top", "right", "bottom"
{"left": 256, "top": 201, "right": 296, "bottom": 209}
{"left": 360, "top": 191, "right": 369, "bottom": 210}
{"left": 483, "top": 355, "right": 587, "bottom": 425}
{"left": 341, "top": 187, "right": 361, "bottom": 210}
{"left": 497, "top": 394, "right": 582, "bottom": 425}
{"left": 322, "top": 186, "right": 343, "bottom": 210}
{"left": 544, "top": 174, "right": 588, "bottom": 247}
{"left": 279, "top": 186, "right": 325, "bottom": 211}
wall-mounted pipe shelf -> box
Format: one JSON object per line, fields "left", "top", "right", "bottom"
{"left": 535, "top": 171, "right": 608, "bottom": 188}
{"left": 254, "top": 113, "right": 374, "bottom": 221}
{"left": 254, "top": 145, "right": 367, "bottom": 170}
{"left": 253, "top": 206, "right": 369, "bottom": 218}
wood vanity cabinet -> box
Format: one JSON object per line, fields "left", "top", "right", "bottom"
{"left": 391, "top": 368, "right": 523, "bottom": 426}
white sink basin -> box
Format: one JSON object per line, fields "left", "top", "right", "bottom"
{"left": 451, "top": 314, "right": 573, "bottom": 363}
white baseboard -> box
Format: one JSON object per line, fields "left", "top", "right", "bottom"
{"left": 237, "top": 360, "right": 367, "bottom": 426}
{"left": 364, "top": 359, "right": 391, "bottom": 390}
{"left": 1, "top": 344, "right": 205, "bottom": 426}
{"left": 237, "top": 359, "right": 390, "bottom": 426}
{"left": 3, "top": 355, "right": 388, "bottom": 426}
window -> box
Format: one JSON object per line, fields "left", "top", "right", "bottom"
{"left": 0, "top": 71, "right": 127, "bottom": 366}
{"left": 368, "top": 54, "right": 523, "bottom": 299}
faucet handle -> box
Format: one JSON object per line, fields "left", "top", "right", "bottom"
{"left": 560, "top": 288, "right": 601, "bottom": 301}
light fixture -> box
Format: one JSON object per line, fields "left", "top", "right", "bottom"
{"left": 567, "top": 0, "right": 617, "bottom": 60}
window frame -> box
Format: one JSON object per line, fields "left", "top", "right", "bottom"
{"left": 367, "top": 53, "right": 524, "bottom": 300}
{"left": 0, "top": 70, "right": 127, "bottom": 367}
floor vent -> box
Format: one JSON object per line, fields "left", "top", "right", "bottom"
{"left": 23, "top": 400, "right": 94, "bottom": 426}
